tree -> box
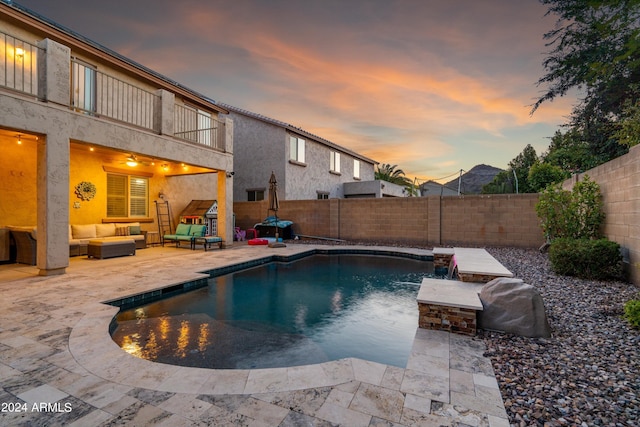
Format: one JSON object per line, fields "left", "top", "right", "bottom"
{"left": 528, "top": 162, "right": 570, "bottom": 192}
{"left": 375, "top": 164, "right": 412, "bottom": 186}
{"left": 532, "top": 0, "right": 638, "bottom": 168}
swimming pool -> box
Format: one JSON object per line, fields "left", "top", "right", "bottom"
{"left": 111, "top": 253, "right": 438, "bottom": 369}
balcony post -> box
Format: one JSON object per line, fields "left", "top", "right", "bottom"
{"left": 155, "top": 89, "right": 175, "bottom": 135}
{"left": 37, "top": 38, "right": 70, "bottom": 106}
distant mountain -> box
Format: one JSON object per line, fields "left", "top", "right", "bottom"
{"left": 443, "top": 164, "right": 503, "bottom": 194}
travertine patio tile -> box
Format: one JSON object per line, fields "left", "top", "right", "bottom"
{"left": 403, "top": 393, "right": 431, "bottom": 414}
{"left": 66, "top": 409, "right": 113, "bottom": 427}
{"left": 380, "top": 365, "right": 404, "bottom": 390}
{"left": 450, "top": 369, "right": 475, "bottom": 394}
{"left": 400, "top": 370, "right": 450, "bottom": 403}
{"left": 405, "top": 352, "right": 449, "bottom": 378}
{"left": 351, "top": 358, "right": 387, "bottom": 386}
{"left": 199, "top": 369, "right": 249, "bottom": 395}
{"left": 244, "top": 367, "right": 289, "bottom": 394}
{"left": 316, "top": 401, "right": 372, "bottom": 427}
{"left": 450, "top": 390, "right": 508, "bottom": 418}
{"left": 349, "top": 383, "right": 404, "bottom": 422}
{"left": 17, "top": 384, "right": 68, "bottom": 405}
{"left": 158, "top": 393, "right": 213, "bottom": 420}
{"left": 235, "top": 396, "right": 290, "bottom": 426}
{"left": 325, "top": 387, "right": 355, "bottom": 407}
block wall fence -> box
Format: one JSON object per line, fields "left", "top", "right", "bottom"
{"left": 563, "top": 143, "right": 640, "bottom": 284}
{"left": 234, "top": 193, "right": 543, "bottom": 248}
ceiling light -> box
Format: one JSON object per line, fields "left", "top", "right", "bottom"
{"left": 17, "top": 134, "right": 22, "bottom": 145}
{"left": 15, "top": 47, "right": 24, "bottom": 58}
{"left": 126, "top": 155, "right": 138, "bottom": 167}
{"left": 161, "top": 163, "right": 169, "bottom": 171}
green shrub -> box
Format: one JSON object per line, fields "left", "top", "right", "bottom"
{"left": 549, "top": 238, "right": 622, "bottom": 280}
{"left": 535, "top": 175, "right": 605, "bottom": 240}
{"left": 624, "top": 299, "right": 640, "bottom": 329}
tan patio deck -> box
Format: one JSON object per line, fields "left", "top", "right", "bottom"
{"left": 0, "top": 244, "right": 508, "bottom": 426}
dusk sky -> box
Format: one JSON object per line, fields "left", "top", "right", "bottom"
{"left": 16, "top": 0, "right": 577, "bottom": 183}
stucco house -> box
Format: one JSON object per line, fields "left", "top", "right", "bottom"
{"left": 219, "top": 104, "right": 380, "bottom": 201}
{"left": 0, "top": 1, "right": 234, "bottom": 275}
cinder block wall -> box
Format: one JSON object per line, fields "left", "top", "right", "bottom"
{"left": 234, "top": 193, "right": 543, "bottom": 248}
{"left": 563, "top": 144, "right": 640, "bottom": 284}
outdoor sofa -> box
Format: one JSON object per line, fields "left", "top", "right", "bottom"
{"left": 163, "top": 223, "right": 222, "bottom": 249}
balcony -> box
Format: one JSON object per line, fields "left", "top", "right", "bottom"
{"left": 1, "top": 30, "right": 226, "bottom": 152}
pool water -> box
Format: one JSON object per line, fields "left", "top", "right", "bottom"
{"left": 112, "top": 254, "right": 437, "bottom": 369}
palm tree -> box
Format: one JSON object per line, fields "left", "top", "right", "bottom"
{"left": 375, "top": 163, "right": 417, "bottom": 195}
{"left": 375, "top": 164, "right": 408, "bottom": 184}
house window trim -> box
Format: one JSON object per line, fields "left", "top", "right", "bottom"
{"left": 317, "top": 191, "right": 329, "bottom": 200}
{"left": 353, "top": 159, "right": 361, "bottom": 180}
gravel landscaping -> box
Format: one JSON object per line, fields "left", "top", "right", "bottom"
{"left": 484, "top": 247, "right": 639, "bottom": 427}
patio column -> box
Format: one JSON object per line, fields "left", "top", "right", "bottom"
{"left": 37, "top": 133, "right": 69, "bottom": 275}
{"left": 217, "top": 172, "right": 234, "bottom": 247}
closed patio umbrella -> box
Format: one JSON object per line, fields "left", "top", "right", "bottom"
{"left": 268, "top": 171, "right": 286, "bottom": 247}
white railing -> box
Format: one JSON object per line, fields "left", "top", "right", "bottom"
{"left": 0, "top": 31, "right": 40, "bottom": 97}
{"left": 71, "top": 58, "right": 159, "bottom": 132}
{"left": 174, "top": 103, "right": 225, "bottom": 151}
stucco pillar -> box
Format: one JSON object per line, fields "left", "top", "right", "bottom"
{"left": 37, "top": 134, "right": 69, "bottom": 275}
{"left": 37, "top": 38, "right": 70, "bottom": 106}
{"left": 217, "top": 172, "right": 234, "bottom": 247}
{"left": 224, "top": 117, "right": 233, "bottom": 154}
{"left": 155, "top": 89, "right": 174, "bottom": 135}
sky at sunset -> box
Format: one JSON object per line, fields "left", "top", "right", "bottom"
{"left": 15, "top": 0, "right": 577, "bottom": 183}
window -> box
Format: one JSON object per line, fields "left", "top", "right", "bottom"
{"left": 106, "top": 174, "right": 148, "bottom": 217}
{"left": 317, "top": 192, "right": 329, "bottom": 200}
{"left": 71, "top": 59, "right": 96, "bottom": 113}
{"left": 247, "top": 189, "right": 265, "bottom": 202}
{"left": 289, "top": 136, "right": 305, "bottom": 163}
{"left": 330, "top": 151, "right": 341, "bottom": 173}
{"left": 354, "top": 159, "right": 361, "bottom": 179}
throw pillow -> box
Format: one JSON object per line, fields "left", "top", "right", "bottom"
{"left": 115, "top": 226, "right": 130, "bottom": 236}
{"left": 128, "top": 225, "right": 141, "bottom": 235}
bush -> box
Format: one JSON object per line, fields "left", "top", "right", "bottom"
{"left": 624, "top": 299, "right": 640, "bottom": 329}
{"left": 535, "top": 175, "right": 605, "bottom": 240}
{"left": 549, "top": 238, "right": 622, "bottom": 280}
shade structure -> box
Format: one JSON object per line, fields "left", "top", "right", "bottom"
{"left": 267, "top": 171, "right": 286, "bottom": 247}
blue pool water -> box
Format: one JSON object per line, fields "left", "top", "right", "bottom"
{"left": 112, "top": 254, "right": 437, "bottom": 369}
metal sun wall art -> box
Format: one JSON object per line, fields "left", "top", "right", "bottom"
{"left": 75, "top": 181, "right": 96, "bottom": 201}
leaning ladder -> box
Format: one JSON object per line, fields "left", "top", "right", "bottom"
{"left": 155, "top": 200, "right": 174, "bottom": 246}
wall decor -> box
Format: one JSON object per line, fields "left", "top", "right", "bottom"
{"left": 75, "top": 181, "right": 96, "bottom": 201}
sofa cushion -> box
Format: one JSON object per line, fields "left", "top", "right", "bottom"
{"left": 115, "top": 226, "right": 130, "bottom": 236}
{"left": 72, "top": 224, "right": 97, "bottom": 239}
{"left": 96, "top": 223, "right": 116, "bottom": 237}
{"left": 175, "top": 223, "right": 192, "bottom": 236}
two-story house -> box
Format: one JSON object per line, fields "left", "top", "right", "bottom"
{"left": 0, "top": 1, "right": 234, "bottom": 275}
{"left": 219, "top": 104, "right": 379, "bottom": 201}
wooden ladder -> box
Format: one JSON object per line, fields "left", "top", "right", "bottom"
{"left": 155, "top": 200, "right": 174, "bottom": 246}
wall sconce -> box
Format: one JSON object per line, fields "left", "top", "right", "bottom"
{"left": 15, "top": 47, "right": 24, "bottom": 59}
{"left": 226, "top": 171, "right": 235, "bottom": 178}
{"left": 158, "top": 192, "right": 165, "bottom": 200}
{"left": 161, "top": 163, "right": 169, "bottom": 172}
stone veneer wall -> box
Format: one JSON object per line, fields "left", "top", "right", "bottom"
{"left": 234, "top": 193, "right": 543, "bottom": 248}
{"left": 418, "top": 304, "right": 477, "bottom": 336}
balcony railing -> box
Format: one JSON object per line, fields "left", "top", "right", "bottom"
{"left": 71, "top": 58, "right": 159, "bottom": 132}
{"left": 174, "top": 103, "right": 225, "bottom": 151}
{"left": 0, "top": 31, "right": 40, "bottom": 97}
